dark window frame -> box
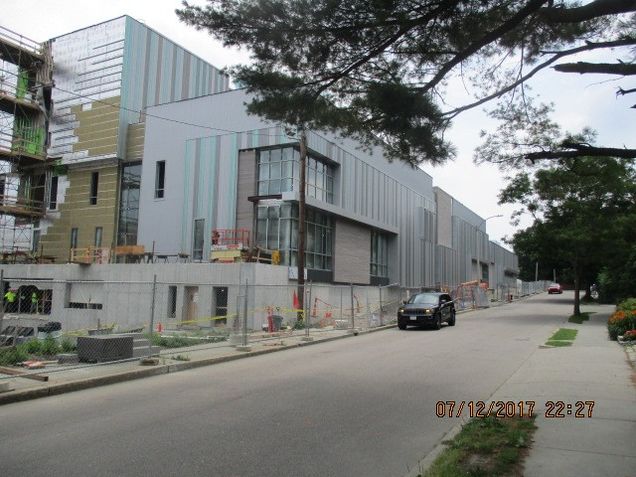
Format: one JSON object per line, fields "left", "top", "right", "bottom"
{"left": 89, "top": 172, "right": 99, "bottom": 205}
{"left": 155, "top": 161, "right": 166, "bottom": 199}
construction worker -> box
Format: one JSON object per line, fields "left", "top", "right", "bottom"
{"left": 4, "top": 288, "right": 16, "bottom": 312}
{"left": 30, "top": 291, "right": 38, "bottom": 314}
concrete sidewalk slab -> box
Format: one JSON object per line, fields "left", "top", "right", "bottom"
{"left": 490, "top": 306, "right": 636, "bottom": 477}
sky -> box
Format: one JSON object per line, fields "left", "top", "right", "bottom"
{"left": 2, "top": 0, "right": 633, "bottom": 249}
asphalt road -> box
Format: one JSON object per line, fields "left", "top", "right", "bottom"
{"left": 0, "top": 293, "right": 576, "bottom": 477}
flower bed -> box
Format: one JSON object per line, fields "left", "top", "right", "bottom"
{"left": 607, "top": 298, "right": 636, "bottom": 340}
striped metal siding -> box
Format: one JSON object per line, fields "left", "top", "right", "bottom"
{"left": 177, "top": 127, "right": 438, "bottom": 285}
{"left": 119, "top": 17, "right": 230, "bottom": 158}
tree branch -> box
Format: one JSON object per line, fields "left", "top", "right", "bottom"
{"left": 539, "top": 0, "right": 636, "bottom": 23}
{"left": 443, "top": 38, "right": 636, "bottom": 118}
{"left": 617, "top": 86, "right": 636, "bottom": 96}
{"left": 421, "top": 0, "right": 547, "bottom": 93}
{"left": 524, "top": 144, "right": 636, "bottom": 161}
{"left": 554, "top": 62, "right": 636, "bottom": 75}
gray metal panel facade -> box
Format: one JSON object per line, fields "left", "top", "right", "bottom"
{"left": 139, "top": 89, "right": 517, "bottom": 287}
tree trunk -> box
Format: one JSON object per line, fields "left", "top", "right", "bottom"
{"left": 573, "top": 271, "right": 581, "bottom": 316}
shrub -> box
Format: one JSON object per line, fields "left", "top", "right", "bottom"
{"left": 607, "top": 298, "right": 636, "bottom": 340}
{"left": 40, "top": 335, "right": 60, "bottom": 356}
{"left": 60, "top": 337, "right": 76, "bottom": 353}
{"left": 23, "top": 339, "right": 43, "bottom": 354}
{"left": 0, "top": 345, "right": 29, "bottom": 366}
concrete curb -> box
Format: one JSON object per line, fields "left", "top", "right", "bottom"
{"left": 404, "top": 420, "right": 466, "bottom": 477}
{"left": 0, "top": 326, "right": 397, "bottom": 405}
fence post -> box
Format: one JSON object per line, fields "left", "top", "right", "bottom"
{"left": 242, "top": 279, "right": 248, "bottom": 347}
{"left": 379, "top": 285, "right": 383, "bottom": 326}
{"left": 149, "top": 274, "right": 157, "bottom": 356}
{"left": 303, "top": 281, "right": 312, "bottom": 341}
{"left": 340, "top": 287, "right": 343, "bottom": 325}
{"left": 350, "top": 283, "right": 355, "bottom": 330}
{"left": 0, "top": 269, "right": 4, "bottom": 344}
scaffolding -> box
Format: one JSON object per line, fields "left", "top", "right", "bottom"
{"left": 0, "top": 25, "right": 53, "bottom": 257}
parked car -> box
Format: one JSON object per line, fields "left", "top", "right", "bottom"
{"left": 397, "top": 292, "right": 455, "bottom": 330}
{"left": 547, "top": 283, "right": 563, "bottom": 294}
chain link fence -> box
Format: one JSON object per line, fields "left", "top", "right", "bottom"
{"left": 0, "top": 276, "right": 549, "bottom": 377}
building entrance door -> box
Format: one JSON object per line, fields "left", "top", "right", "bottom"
{"left": 183, "top": 286, "right": 199, "bottom": 324}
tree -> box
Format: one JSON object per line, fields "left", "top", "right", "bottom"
{"left": 500, "top": 156, "right": 636, "bottom": 314}
{"left": 177, "top": 0, "right": 636, "bottom": 167}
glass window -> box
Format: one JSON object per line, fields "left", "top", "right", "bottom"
{"left": 256, "top": 146, "right": 335, "bottom": 203}
{"left": 94, "top": 227, "right": 103, "bottom": 248}
{"left": 118, "top": 163, "right": 141, "bottom": 245}
{"left": 89, "top": 171, "right": 99, "bottom": 205}
{"left": 49, "top": 176, "right": 58, "bottom": 210}
{"left": 255, "top": 203, "right": 333, "bottom": 271}
{"left": 155, "top": 161, "right": 165, "bottom": 199}
{"left": 370, "top": 230, "right": 389, "bottom": 278}
{"left": 193, "top": 219, "right": 205, "bottom": 261}
{"left": 70, "top": 227, "right": 78, "bottom": 249}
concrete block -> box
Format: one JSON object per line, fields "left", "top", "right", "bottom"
{"left": 0, "top": 381, "right": 15, "bottom": 393}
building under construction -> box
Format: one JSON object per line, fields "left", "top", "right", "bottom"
{"left": 0, "top": 26, "right": 53, "bottom": 260}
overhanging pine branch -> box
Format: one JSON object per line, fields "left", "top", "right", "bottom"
{"left": 539, "top": 0, "right": 636, "bottom": 23}
{"left": 443, "top": 38, "right": 636, "bottom": 118}
{"left": 524, "top": 145, "right": 636, "bottom": 161}
{"left": 617, "top": 86, "right": 636, "bottom": 96}
{"left": 554, "top": 62, "right": 636, "bottom": 75}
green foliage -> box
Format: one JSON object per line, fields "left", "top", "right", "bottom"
{"left": 545, "top": 340, "right": 573, "bottom": 347}
{"left": 177, "top": 1, "right": 636, "bottom": 167}
{"left": 504, "top": 156, "right": 636, "bottom": 314}
{"left": 549, "top": 328, "right": 578, "bottom": 341}
{"left": 40, "top": 335, "right": 60, "bottom": 356}
{"left": 607, "top": 299, "right": 636, "bottom": 340}
{"left": 149, "top": 333, "right": 226, "bottom": 348}
{"left": 60, "top": 337, "right": 76, "bottom": 353}
{"left": 568, "top": 313, "right": 591, "bottom": 324}
{"left": 23, "top": 339, "right": 43, "bottom": 354}
{"left": 424, "top": 417, "right": 536, "bottom": 477}
{"left": 0, "top": 345, "right": 29, "bottom": 365}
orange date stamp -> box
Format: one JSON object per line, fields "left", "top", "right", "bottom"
{"left": 435, "top": 400, "right": 595, "bottom": 419}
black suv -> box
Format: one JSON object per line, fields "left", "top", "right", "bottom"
{"left": 397, "top": 292, "right": 456, "bottom": 330}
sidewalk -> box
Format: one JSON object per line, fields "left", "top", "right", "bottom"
{"left": 490, "top": 305, "right": 636, "bottom": 477}
{"left": 0, "top": 326, "right": 381, "bottom": 405}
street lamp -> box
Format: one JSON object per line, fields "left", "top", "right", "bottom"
{"left": 475, "top": 214, "right": 503, "bottom": 283}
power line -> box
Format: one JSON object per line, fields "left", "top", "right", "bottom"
{"left": 53, "top": 85, "right": 294, "bottom": 140}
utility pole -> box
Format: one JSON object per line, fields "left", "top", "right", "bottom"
{"left": 297, "top": 127, "right": 307, "bottom": 323}
{"left": 535, "top": 262, "right": 539, "bottom": 282}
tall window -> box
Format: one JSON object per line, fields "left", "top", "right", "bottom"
{"left": 94, "top": 227, "right": 103, "bottom": 248}
{"left": 118, "top": 163, "right": 141, "bottom": 245}
{"left": 155, "top": 161, "right": 165, "bottom": 199}
{"left": 89, "top": 172, "right": 98, "bottom": 205}
{"left": 167, "top": 286, "right": 177, "bottom": 318}
{"left": 257, "top": 146, "right": 334, "bottom": 203}
{"left": 49, "top": 175, "right": 58, "bottom": 210}
{"left": 70, "top": 227, "right": 78, "bottom": 249}
{"left": 256, "top": 202, "right": 332, "bottom": 270}
{"left": 193, "top": 218, "right": 205, "bottom": 261}
{"left": 32, "top": 229, "right": 40, "bottom": 253}
{"left": 371, "top": 230, "right": 389, "bottom": 278}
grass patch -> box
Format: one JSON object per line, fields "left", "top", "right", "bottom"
{"left": 148, "top": 333, "right": 227, "bottom": 348}
{"left": 549, "top": 328, "right": 578, "bottom": 341}
{"left": 423, "top": 417, "right": 537, "bottom": 477}
{"left": 568, "top": 312, "right": 592, "bottom": 324}
{"left": 545, "top": 340, "right": 573, "bottom": 347}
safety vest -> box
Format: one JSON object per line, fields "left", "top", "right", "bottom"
{"left": 31, "top": 292, "right": 38, "bottom": 304}
{"left": 4, "top": 291, "right": 16, "bottom": 303}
